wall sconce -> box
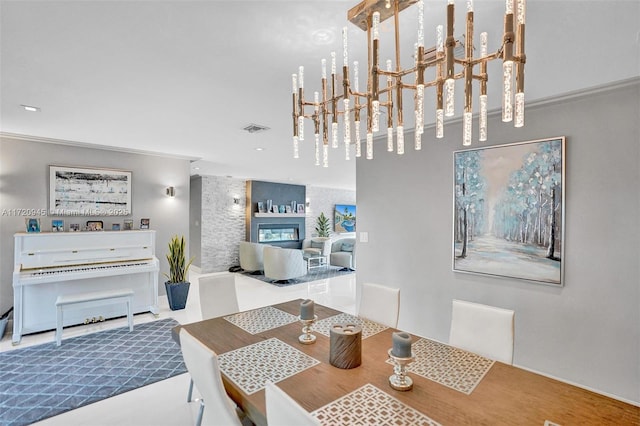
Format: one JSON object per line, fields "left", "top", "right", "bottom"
{"left": 166, "top": 186, "right": 176, "bottom": 198}
{"left": 233, "top": 195, "right": 240, "bottom": 204}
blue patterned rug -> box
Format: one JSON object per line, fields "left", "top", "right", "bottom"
{"left": 241, "top": 266, "right": 354, "bottom": 287}
{"left": 0, "top": 318, "right": 186, "bottom": 426}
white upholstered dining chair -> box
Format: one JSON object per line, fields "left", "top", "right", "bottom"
{"left": 179, "top": 328, "right": 242, "bottom": 426}
{"left": 358, "top": 282, "right": 400, "bottom": 328}
{"left": 198, "top": 273, "right": 240, "bottom": 320}
{"left": 188, "top": 273, "right": 240, "bottom": 403}
{"left": 449, "top": 299, "right": 515, "bottom": 364}
{"left": 265, "top": 381, "right": 320, "bottom": 426}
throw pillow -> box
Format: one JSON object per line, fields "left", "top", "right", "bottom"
{"left": 341, "top": 242, "right": 354, "bottom": 252}
{"left": 311, "top": 240, "right": 325, "bottom": 249}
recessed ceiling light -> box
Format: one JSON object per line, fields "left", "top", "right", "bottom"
{"left": 21, "top": 104, "right": 40, "bottom": 112}
{"left": 255, "top": 147, "right": 264, "bottom": 151}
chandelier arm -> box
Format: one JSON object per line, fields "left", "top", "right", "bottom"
{"left": 343, "top": 65, "right": 351, "bottom": 103}
{"left": 464, "top": 8, "right": 474, "bottom": 111}
{"left": 503, "top": 12, "right": 515, "bottom": 62}
{"left": 416, "top": 46, "right": 425, "bottom": 85}
{"left": 378, "top": 85, "right": 394, "bottom": 94}
{"left": 404, "top": 77, "right": 437, "bottom": 90}
{"left": 516, "top": 23, "right": 526, "bottom": 93}
{"left": 445, "top": 2, "right": 456, "bottom": 82}
{"left": 478, "top": 50, "right": 504, "bottom": 64}
{"left": 331, "top": 74, "right": 337, "bottom": 124}
{"left": 321, "top": 78, "right": 328, "bottom": 145}
{"left": 313, "top": 112, "right": 320, "bottom": 136}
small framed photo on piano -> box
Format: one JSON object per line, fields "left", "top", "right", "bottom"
{"left": 123, "top": 219, "right": 134, "bottom": 230}
{"left": 112, "top": 223, "right": 121, "bottom": 231}
{"left": 140, "top": 218, "right": 150, "bottom": 229}
{"left": 86, "top": 220, "right": 103, "bottom": 231}
{"left": 69, "top": 223, "right": 80, "bottom": 232}
{"left": 26, "top": 218, "right": 40, "bottom": 233}
{"left": 51, "top": 219, "right": 64, "bottom": 232}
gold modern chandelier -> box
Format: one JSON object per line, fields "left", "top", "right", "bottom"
{"left": 291, "top": 0, "right": 527, "bottom": 167}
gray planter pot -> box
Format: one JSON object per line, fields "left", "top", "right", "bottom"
{"left": 165, "top": 281, "right": 190, "bottom": 311}
{"left": 0, "top": 308, "right": 11, "bottom": 341}
{"left": 0, "top": 317, "right": 7, "bottom": 341}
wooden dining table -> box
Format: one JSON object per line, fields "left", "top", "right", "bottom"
{"left": 173, "top": 299, "right": 639, "bottom": 426}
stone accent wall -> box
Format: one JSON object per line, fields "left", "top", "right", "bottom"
{"left": 200, "top": 175, "right": 246, "bottom": 273}
{"left": 305, "top": 186, "right": 356, "bottom": 241}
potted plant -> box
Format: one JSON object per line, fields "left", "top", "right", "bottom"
{"left": 164, "top": 235, "right": 194, "bottom": 311}
{"left": 315, "top": 212, "right": 331, "bottom": 237}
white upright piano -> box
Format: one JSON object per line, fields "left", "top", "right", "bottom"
{"left": 12, "top": 230, "right": 159, "bottom": 344}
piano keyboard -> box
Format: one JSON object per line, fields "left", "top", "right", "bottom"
{"left": 28, "top": 261, "right": 152, "bottom": 277}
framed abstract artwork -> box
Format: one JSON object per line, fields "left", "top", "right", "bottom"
{"left": 453, "top": 137, "right": 565, "bottom": 286}
{"left": 49, "top": 165, "right": 132, "bottom": 216}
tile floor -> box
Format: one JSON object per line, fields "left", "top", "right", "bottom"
{"left": 0, "top": 270, "right": 356, "bottom": 426}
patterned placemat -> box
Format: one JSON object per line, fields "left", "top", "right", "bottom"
{"left": 314, "top": 313, "right": 388, "bottom": 339}
{"left": 387, "top": 338, "right": 495, "bottom": 395}
{"left": 223, "top": 306, "right": 299, "bottom": 334}
{"left": 218, "top": 337, "right": 320, "bottom": 395}
{"left": 312, "top": 383, "right": 441, "bottom": 426}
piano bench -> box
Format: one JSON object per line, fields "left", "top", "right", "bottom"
{"left": 55, "top": 288, "right": 135, "bottom": 346}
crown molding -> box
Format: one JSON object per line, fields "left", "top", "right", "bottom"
{"left": 0, "top": 132, "right": 201, "bottom": 162}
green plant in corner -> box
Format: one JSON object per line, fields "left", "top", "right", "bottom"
{"left": 315, "top": 212, "right": 331, "bottom": 237}
{"left": 164, "top": 235, "right": 194, "bottom": 283}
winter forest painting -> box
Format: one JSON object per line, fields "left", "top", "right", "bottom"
{"left": 453, "top": 137, "right": 565, "bottom": 285}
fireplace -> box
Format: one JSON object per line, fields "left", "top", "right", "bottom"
{"left": 257, "top": 224, "right": 300, "bottom": 243}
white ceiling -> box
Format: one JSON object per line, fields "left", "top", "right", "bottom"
{"left": 1, "top": 1, "right": 638, "bottom": 191}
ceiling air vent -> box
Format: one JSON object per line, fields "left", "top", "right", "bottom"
{"left": 243, "top": 123, "right": 270, "bottom": 134}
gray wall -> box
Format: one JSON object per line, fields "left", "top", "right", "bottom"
{"left": 355, "top": 80, "right": 640, "bottom": 403}
{"left": 189, "top": 175, "right": 203, "bottom": 269}
{"left": 246, "top": 180, "right": 306, "bottom": 248}
{"left": 0, "top": 136, "right": 191, "bottom": 313}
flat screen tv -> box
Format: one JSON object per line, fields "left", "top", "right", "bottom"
{"left": 334, "top": 204, "right": 356, "bottom": 233}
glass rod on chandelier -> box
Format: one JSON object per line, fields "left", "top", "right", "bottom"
{"left": 314, "top": 134, "right": 320, "bottom": 166}
{"left": 323, "top": 144, "right": 329, "bottom": 168}
{"left": 397, "top": 126, "right": 404, "bottom": 155}
{"left": 355, "top": 121, "right": 361, "bottom": 157}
